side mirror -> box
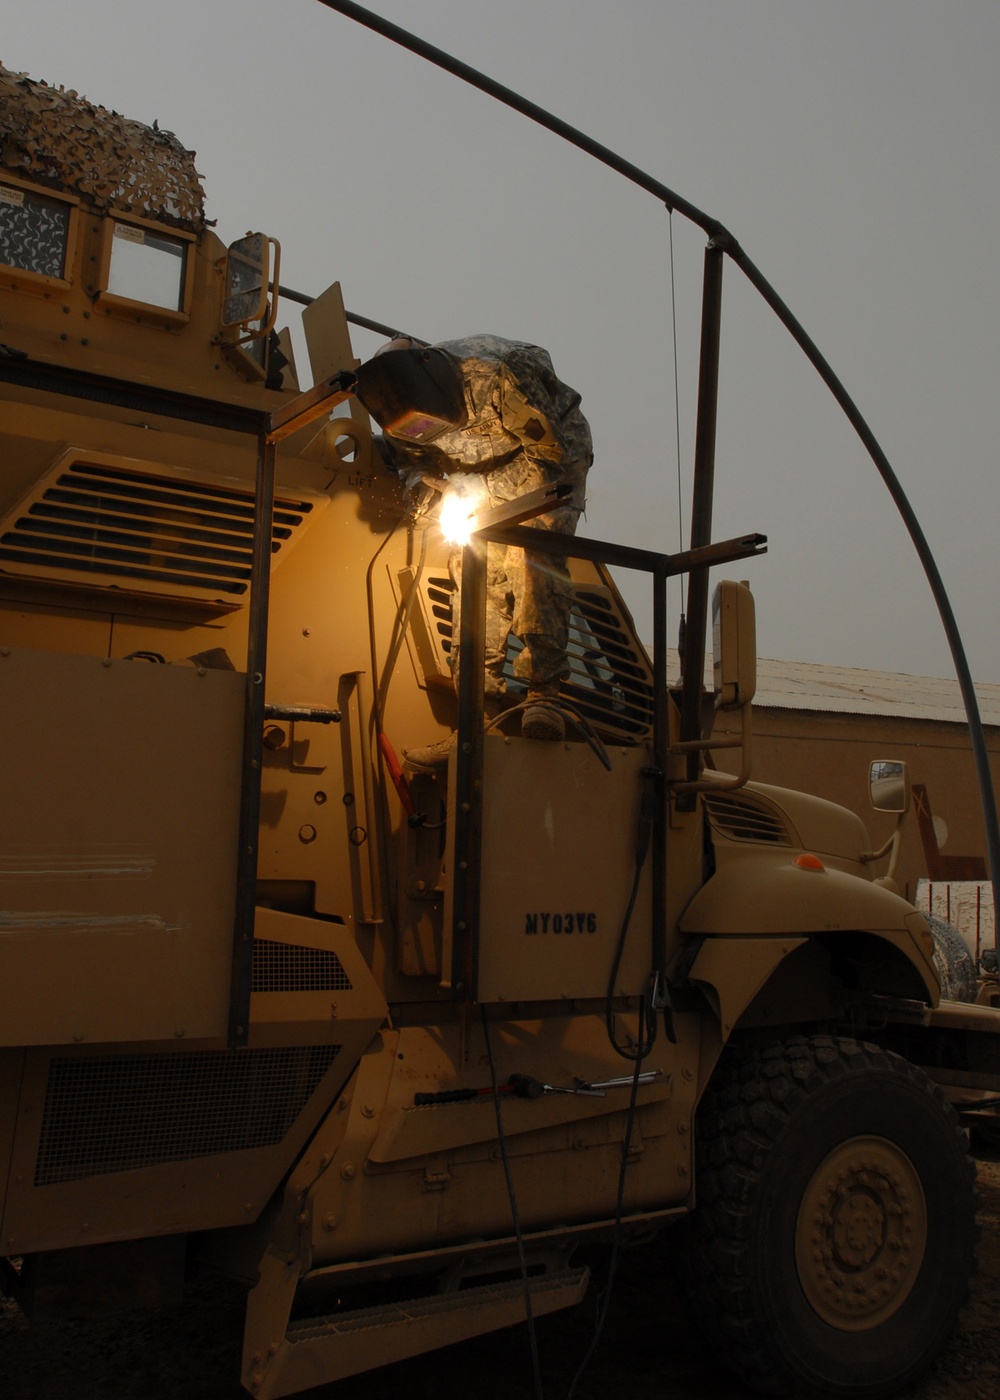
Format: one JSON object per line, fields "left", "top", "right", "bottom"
{"left": 713, "top": 579, "right": 756, "bottom": 710}
{"left": 869, "top": 759, "right": 910, "bottom": 814}
{"left": 673, "top": 580, "right": 756, "bottom": 794}
{"left": 222, "top": 232, "right": 280, "bottom": 338}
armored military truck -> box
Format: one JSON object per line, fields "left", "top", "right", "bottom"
{"left": 0, "top": 63, "right": 996, "bottom": 1400}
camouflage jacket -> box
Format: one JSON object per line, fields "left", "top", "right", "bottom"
{"left": 386, "top": 335, "right": 592, "bottom": 511}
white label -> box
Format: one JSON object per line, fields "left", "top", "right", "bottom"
{"left": 114, "top": 223, "right": 146, "bottom": 245}
{"left": 0, "top": 187, "right": 25, "bottom": 208}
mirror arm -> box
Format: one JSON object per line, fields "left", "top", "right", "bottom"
{"left": 670, "top": 734, "right": 743, "bottom": 753}
{"left": 671, "top": 704, "right": 752, "bottom": 794}
{"left": 254, "top": 238, "right": 281, "bottom": 340}
{"left": 861, "top": 811, "right": 906, "bottom": 884}
{"left": 860, "top": 832, "right": 896, "bottom": 863}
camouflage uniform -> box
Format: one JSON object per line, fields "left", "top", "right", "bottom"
{"left": 390, "top": 335, "right": 592, "bottom": 696}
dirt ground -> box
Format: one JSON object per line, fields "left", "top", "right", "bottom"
{"left": 2, "top": 1148, "right": 999, "bottom": 1400}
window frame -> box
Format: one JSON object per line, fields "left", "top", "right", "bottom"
{"left": 94, "top": 215, "right": 196, "bottom": 329}
{"left": 0, "top": 174, "right": 81, "bottom": 294}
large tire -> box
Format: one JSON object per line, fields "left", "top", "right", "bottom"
{"left": 684, "top": 1035, "right": 977, "bottom": 1399}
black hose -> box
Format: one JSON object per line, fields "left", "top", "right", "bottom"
{"left": 567, "top": 997, "right": 648, "bottom": 1399}
{"left": 481, "top": 1005, "right": 545, "bottom": 1400}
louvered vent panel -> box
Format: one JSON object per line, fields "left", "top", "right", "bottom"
{"left": 34, "top": 1045, "right": 340, "bottom": 1185}
{"left": 426, "top": 578, "right": 654, "bottom": 743}
{"left": 0, "top": 460, "right": 315, "bottom": 601}
{"left": 252, "top": 939, "right": 353, "bottom": 993}
{"left": 426, "top": 574, "right": 456, "bottom": 646}
{"left": 560, "top": 588, "right": 654, "bottom": 738}
{"left": 703, "top": 792, "right": 791, "bottom": 845}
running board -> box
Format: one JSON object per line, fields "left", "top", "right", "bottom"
{"left": 246, "top": 1266, "right": 589, "bottom": 1398}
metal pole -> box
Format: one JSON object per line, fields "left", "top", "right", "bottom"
{"left": 451, "top": 536, "right": 487, "bottom": 999}
{"left": 228, "top": 431, "right": 275, "bottom": 1047}
{"left": 651, "top": 559, "right": 669, "bottom": 985}
{"left": 315, "top": 1, "right": 722, "bottom": 235}
{"left": 679, "top": 243, "right": 725, "bottom": 792}
{"left": 729, "top": 244, "right": 1000, "bottom": 904}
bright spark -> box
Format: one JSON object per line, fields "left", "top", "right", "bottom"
{"left": 439, "top": 475, "right": 489, "bottom": 546}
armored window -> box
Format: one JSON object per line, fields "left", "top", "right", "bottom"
{"left": 107, "top": 222, "right": 187, "bottom": 311}
{"left": 0, "top": 182, "right": 73, "bottom": 280}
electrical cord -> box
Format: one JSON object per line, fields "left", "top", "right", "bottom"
{"left": 364, "top": 513, "right": 403, "bottom": 728}
{"left": 372, "top": 520, "right": 429, "bottom": 723}
{"left": 481, "top": 1004, "right": 545, "bottom": 1400}
{"left": 362, "top": 512, "right": 408, "bottom": 925}
{"left": 605, "top": 771, "right": 659, "bottom": 1061}
{"left": 485, "top": 695, "right": 611, "bottom": 771}
{"left": 567, "top": 996, "right": 648, "bottom": 1400}
{"left": 564, "top": 778, "right": 659, "bottom": 1394}
{"left": 604, "top": 867, "right": 656, "bottom": 1063}
{"left": 367, "top": 502, "right": 449, "bottom": 834}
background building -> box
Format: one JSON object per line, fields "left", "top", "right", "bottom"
{"left": 708, "top": 655, "right": 1000, "bottom": 908}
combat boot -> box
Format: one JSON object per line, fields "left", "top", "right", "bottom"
{"left": 521, "top": 690, "right": 566, "bottom": 741}
{"left": 403, "top": 694, "right": 507, "bottom": 774}
{"left": 402, "top": 731, "right": 458, "bottom": 774}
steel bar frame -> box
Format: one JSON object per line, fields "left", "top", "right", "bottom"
{"left": 450, "top": 518, "right": 765, "bottom": 1004}
{"left": 323, "top": 0, "right": 1000, "bottom": 1007}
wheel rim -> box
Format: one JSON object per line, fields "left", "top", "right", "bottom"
{"left": 794, "top": 1134, "right": 927, "bottom": 1331}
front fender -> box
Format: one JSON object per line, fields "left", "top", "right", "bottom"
{"left": 680, "top": 855, "right": 938, "bottom": 1003}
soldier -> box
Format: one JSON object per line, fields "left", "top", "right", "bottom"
{"left": 354, "top": 334, "right": 592, "bottom": 770}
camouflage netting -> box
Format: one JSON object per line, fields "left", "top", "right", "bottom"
{"left": 0, "top": 63, "right": 206, "bottom": 231}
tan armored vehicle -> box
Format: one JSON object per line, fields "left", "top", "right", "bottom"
{"left": 0, "top": 64, "right": 997, "bottom": 1400}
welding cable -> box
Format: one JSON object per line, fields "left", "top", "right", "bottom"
{"left": 488, "top": 694, "right": 611, "bottom": 771}
{"left": 605, "top": 774, "right": 658, "bottom": 1061}
{"left": 364, "top": 516, "right": 401, "bottom": 715}
{"left": 367, "top": 523, "right": 450, "bottom": 829}
{"left": 567, "top": 996, "right": 648, "bottom": 1400}
{"left": 371, "top": 517, "right": 428, "bottom": 722}
{"left": 481, "top": 1005, "right": 545, "bottom": 1400}
{"left": 363, "top": 513, "right": 406, "bottom": 916}
{"left": 604, "top": 862, "right": 655, "bottom": 1061}
{"left": 361, "top": 515, "right": 436, "bottom": 840}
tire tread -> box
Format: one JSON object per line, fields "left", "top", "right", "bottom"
{"left": 683, "top": 1034, "right": 977, "bottom": 1398}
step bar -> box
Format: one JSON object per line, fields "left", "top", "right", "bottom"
{"left": 246, "top": 1266, "right": 589, "bottom": 1397}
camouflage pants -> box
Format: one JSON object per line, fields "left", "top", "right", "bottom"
{"left": 450, "top": 453, "right": 588, "bottom": 695}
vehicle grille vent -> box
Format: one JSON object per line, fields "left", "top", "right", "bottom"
{"left": 425, "top": 573, "right": 456, "bottom": 650}
{"left": 252, "top": 939, "right": 353, "bottom": 993}
{"left": 0, "top": 460, "right": 315, "bottom": 601}
{"left": 34, "top": 1045, "right": 340, "bottom": 1185}
{"left": 428, "top": 579, "right": 654, "bottom": 743}
{"left": 702, "top": 792, "right": 791, "bottom": 845}
{"left": 559, "top": 587, "right": 654, "bottom": 738}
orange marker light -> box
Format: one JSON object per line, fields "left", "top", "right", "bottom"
{"left": 793, "top": 853, "right": 825, "bottom": 871}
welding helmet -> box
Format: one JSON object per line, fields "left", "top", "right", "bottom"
{"left": 354, "top": 345, "right": 467, "bottom": 445}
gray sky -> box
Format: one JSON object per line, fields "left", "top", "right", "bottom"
{"left": 5, "top": 1, "right": 1000, "bottom": 681}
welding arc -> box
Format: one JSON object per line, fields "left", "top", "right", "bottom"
{"left": 319, "top": 0, "right": 1000, "bottom": 923}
